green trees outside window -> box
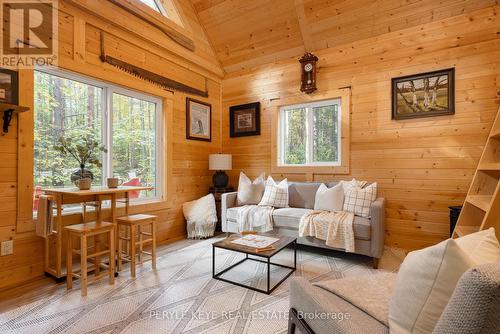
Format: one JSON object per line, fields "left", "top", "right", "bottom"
{"left": 280, "top": 100, "right": 340, "bottom": 166}
{"left": 112, "top": 93, "right": 157, "bottom": 199}
{"left": 34, "top": 71, "right": 103, "bottom": 188}
{"left": 313, "top": 105, "right": 339, "bottom": 163}
{"left": 33, "top": 70, "right": 161, "bottom": 212}
{"left": 283, "top": 108, "right": 306, "bottom": 165}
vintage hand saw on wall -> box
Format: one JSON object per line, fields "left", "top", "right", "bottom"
{"left": 99, "top": 32, "right": 208, "bottom": 98}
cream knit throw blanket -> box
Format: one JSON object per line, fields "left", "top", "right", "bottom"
{"left": 299, "top": 210, "right": 355, "bottom": 252}
{"left": 237, "top": 205, "right": 274, "bottom": 232}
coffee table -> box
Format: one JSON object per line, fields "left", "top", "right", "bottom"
{"left": 212, "top": 234, "right": 297, "bottom": 294}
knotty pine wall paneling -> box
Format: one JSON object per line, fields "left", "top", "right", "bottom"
{"left": 222, "top": 5, "right": 500, "bottom": 250}
{"left": 0, "top": 0, "right": 223, "bottom": 291}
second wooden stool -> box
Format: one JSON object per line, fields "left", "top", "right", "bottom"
{"left": 117, "top": 214, "right": 157, "bottom": 277}
{"left": 65, "top": 222, "right": 115, "bottom": 297}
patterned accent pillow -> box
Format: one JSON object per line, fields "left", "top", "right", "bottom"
{"left": 258, "top": 176, "right": 289, "bottom": 208}
{"left": 343, "top": 182, "right": 377, "bottom": 217}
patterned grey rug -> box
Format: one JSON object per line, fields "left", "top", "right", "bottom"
{"left": 0, "top": 237, "right": 401, "bottom": 334}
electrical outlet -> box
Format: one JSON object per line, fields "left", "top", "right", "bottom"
{"left": 1, "top": 240, "right": 13, "bottom": 256}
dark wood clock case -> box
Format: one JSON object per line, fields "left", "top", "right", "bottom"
{"left": 299, "top": 52, "right": 318, "bottom": 94}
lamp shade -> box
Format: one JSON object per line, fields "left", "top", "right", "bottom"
{"left": 209, "top": 154, "right": 232, "bottom": 171}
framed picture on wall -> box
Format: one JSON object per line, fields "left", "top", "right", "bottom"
{"left": 229, "top": 102, "right": 260, "bottom": 137}
{"left": 0, "top": 69, "right": 19, "bottom": 105}
{"left": 392, "top": 68, "right": 455, "bottom": 120}
{"left": 186, "top": 98, "right": 211, "bottom": 142}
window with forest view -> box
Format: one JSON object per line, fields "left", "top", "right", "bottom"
{"left": 33, "top": 70, "right": 162, "bottom": 213}
{"left": 279, "top": 99, "right": 340, "bottom": 166}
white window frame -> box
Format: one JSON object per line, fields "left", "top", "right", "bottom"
{"left": 34, "top": 68, "right": 164, "bottom": 203}
{"left": 278, "top": 98, "right": 341, "bottom": 167}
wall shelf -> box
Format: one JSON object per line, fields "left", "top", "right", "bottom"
{"left": 478, "top": 163, "right": 500, "bottom": 171}
{"left": 1, "top": 103, "right": 29, "bottom": 133}
{"left": 454, "top": 225, "right": 480, "bottom": 237}
{"left": 466, "top": 195, "right": 492, "bottom": 212}
{"left": 453, "top": 105, "right": 500, "bottom": 241}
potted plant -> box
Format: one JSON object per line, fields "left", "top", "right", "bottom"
{"left": 54, "top": 134, "right": 107, "bottom": 184}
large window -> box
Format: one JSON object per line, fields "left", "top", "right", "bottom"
{"left": 279, "top": 99, "right": 340, "bottom": 166}
{"left": 33, "top": 69, "right": 163, "bottom": 211}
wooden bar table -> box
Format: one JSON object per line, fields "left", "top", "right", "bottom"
{"left": 41, "top": 185, "right": 152, "bottom": 280}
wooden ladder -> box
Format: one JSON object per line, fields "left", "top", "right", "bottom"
{"left": 453, "top": 106, "right": 500, "bottom": 240}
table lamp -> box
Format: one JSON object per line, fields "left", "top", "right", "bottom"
{"left": 209, "top": 154, "right": 232, "bottom": 188}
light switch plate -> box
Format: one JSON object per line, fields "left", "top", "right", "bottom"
{"left": 1, "top": 240, "right": 13, "bottom": 256}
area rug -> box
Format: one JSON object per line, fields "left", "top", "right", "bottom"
{"left": 0, "top": 237, "right": 402, "bottom": 334}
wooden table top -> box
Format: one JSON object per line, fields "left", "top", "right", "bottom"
{"left": 212, "top": 234, "right": 296, "bottom": 258}
{"left": 41, "top": 185, "right": 153, "bottom": 196}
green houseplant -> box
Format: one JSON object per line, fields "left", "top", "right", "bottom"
{"left": 54, "top": 134, "right": 107, "bottom": 184}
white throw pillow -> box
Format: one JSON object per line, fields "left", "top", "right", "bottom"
{"left": 236, "top": 172, "right": 265, "bottom": 205}
{"left": 343, "top": 182, "right": 377, "bottom": 217}
{"left": 455, "top": 227, "right": 500, "bottom": 264}
{"left": 340, "top": 178, "right": 367, "bottom": 194}
{"left": 258, "top": 176, "right": 289, "bottom": 208}
{"left": 314, "top": 183, "right": 344, "bottom": 212}
{"left": 389, "top": 238, "right": 475, "bottom": 334}
{"left": 182, "top": 194, "right": 217, "bottom": 224}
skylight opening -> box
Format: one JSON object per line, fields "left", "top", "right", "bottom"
{"left": 139, "top": 0, "right": 168, "bottom": 16}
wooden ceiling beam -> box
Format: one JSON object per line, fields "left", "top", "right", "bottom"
{"left": 293, "top": 0, "right": 314, "bottom": 52}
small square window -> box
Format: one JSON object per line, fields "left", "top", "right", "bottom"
{"left": 279, "top": 99, "right": 341, "bottom": 166}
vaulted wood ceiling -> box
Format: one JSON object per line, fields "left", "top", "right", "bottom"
{"left": 190, "top": 0, "right": 496, "bottom": 73}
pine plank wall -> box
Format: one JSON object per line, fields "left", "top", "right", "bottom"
{"left": 1, "top": 0, "right": 500, "bottom": 290}
{"left": 0, "top": 0, "right": 223, "bottom": 290}
{"left": 221, "top": 4, "right": 500, "bottom": 250}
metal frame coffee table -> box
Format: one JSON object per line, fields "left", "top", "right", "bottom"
{"left": 212, "top": 235, "right": 297, "bottom": 294}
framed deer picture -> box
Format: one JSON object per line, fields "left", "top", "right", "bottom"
{"left": 392, "top": 68, "right": 455, "bottom": 120}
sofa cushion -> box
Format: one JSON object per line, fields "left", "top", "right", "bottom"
{"left": 236, "top": 171, "right": 265, "bottom": 205}
{"left": 226, "top": 207, "right": 240, "bottom": 222}
{"left": 288, "top": 182, "right": 322, "bottom": 209}
{"left": 288, "top": 181, "right": 344, "bottom": 209}
{"left": 353, "top": 216, "right": 371, "bottom": 240}
{"left": 389, "top": 238, "right": 475, "bottom": 334}
{"left": 341, "top": 178, "right": 368, "bottom": 194}
{"left": 273, "top": 208, "right": 312, "bottom": 228}
{"left": 314, "top": 273, "right": 397, "bottom": 326}
{"left": 258, "top": 176, "right": 289, "bottom": 208}
{"left": 455, "top": 227, "right": 500, "bottom": 264}
{"left": 314, "top": 183, "right": 344, "bottom": 211}
{"left": 290, "top": 277, "right": 389, "bottom": 334}
{"left": 272, "top": 207, "right": 372, "bottom": 240}
{"left": 344, "top": 183, "right": 378, "bottom": 218}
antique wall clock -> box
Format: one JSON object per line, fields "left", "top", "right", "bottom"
{"left": 299, "top": 52, "right": 318, "bottom": 94}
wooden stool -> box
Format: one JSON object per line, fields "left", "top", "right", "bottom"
{"left": 117, "top": 214, "right": 157, "bottom": 278}
{"left": 65, "top": 222, "right": 115, "bottom": 296}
